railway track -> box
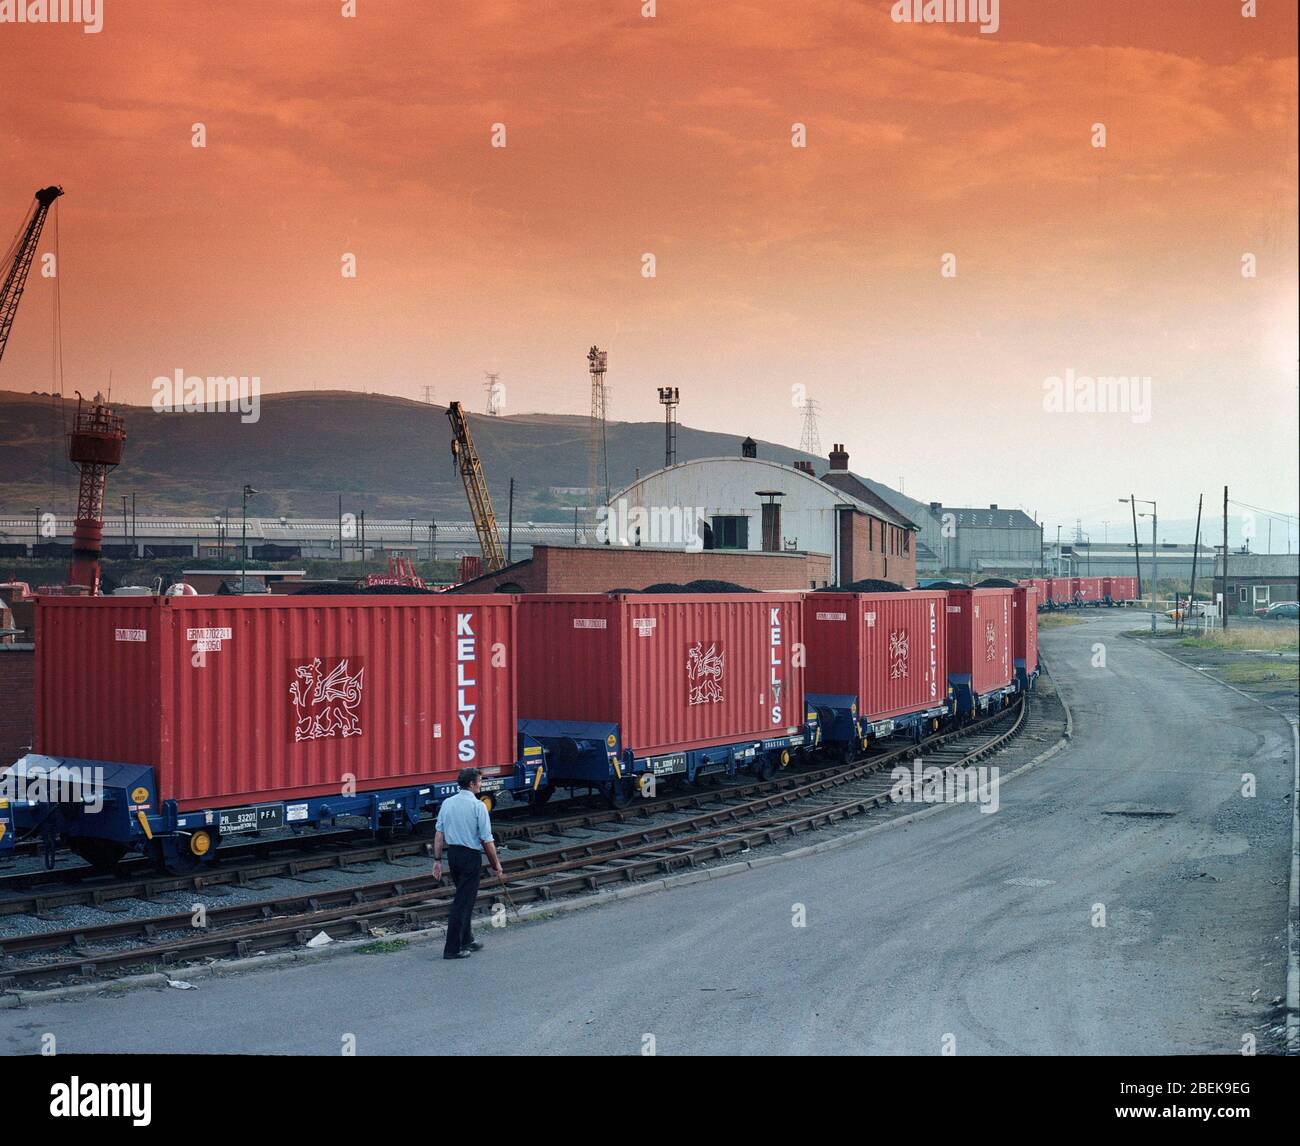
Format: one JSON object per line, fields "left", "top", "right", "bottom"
{"left": 0, "top": 693, "right": 1043, "bottom": 992}
{"left": 0, "top": 752, "right": 892, "bottom": 913}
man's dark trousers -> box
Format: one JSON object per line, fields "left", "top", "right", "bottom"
{"left": 444, "top": 844, "right": 482, "bottom": 955}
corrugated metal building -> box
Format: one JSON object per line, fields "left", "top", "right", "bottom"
{"left": 922, "top": 505, "right": 1041, "bottom": 575}
{"left": 1055, "top": 543, "right": 1217, "bottom": 584}
{"left": 609, "top": 443, "right": 918, "bottom": 586}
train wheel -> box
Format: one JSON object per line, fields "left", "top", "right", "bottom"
{"left": 70, "top": 838, "right": 129, "bottom": 871}
{"left": 752, "top": 756, "right": 776, "bottom": 781}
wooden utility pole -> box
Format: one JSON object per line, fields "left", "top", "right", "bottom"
{"left": 1186, "top": 493, "right": 1203, "bottom": 632}
{"left": 1221, "top": 486, "right": 1229, "bottom": 628}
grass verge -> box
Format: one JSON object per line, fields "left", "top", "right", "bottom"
{"left": 1038, "top": 614, "right": 1085, "bottom": 629}
{"left": 1179, "top": 627, "right": 1299, "bottom": 654}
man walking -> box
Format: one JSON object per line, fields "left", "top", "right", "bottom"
{"left": 433, "top": 767, "right": 505, "bottom": 960}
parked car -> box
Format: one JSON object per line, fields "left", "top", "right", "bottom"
{"left": 1166, "top": 601, "right": 1217, "bottom": 623}
{"left": 1260, "top": 601, "right": 1299, "bottom": 620}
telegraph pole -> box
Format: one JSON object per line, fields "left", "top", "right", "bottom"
{"left": 1186, "top": 493, "right": 1203, "bottom": 631}
{"left": 1221, "top": 486, "right": 1229, "bottom": 629}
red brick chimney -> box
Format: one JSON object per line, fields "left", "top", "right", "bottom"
{"left": 828, "top": 443, "right": 849, "bottom": 471}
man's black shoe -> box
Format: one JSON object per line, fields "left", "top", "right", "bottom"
{"left": 443, "top": 950, "right": 472, "bottom": 960}
{"left": 467, "top": 941, "right": 484, "bottom": 951}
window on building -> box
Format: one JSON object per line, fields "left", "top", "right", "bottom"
{"left": 708, "top": 515, "right": 749, "bottom": 550}
{"left": 1239, "top": 587, "right": 1248, "bottom": 603}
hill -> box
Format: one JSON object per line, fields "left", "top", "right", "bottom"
{"left": 0, "top": 389, "right": 830, "bottom": 520}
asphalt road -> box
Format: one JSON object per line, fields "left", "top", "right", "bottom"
{"left": 2, "top": 612, "right": 1294, "bottom": 1055}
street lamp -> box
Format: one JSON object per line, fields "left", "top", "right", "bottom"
{"left": 241, "top": 485, "right": 259, "bottom": 593}
{"left": 1119, "top": 497, "right": 1157, "bottom": 629}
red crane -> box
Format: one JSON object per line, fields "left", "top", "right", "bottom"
{"left": 67, "top": 394, "right": 126, "bottom": 595}
{"left": 0, "top": 185, "right": 63, "bottom": 365}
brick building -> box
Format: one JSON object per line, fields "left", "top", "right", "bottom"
{"left": 0, "top": 644, "right": 34, "bottom": 765}
{"left": 450, "top": 543, "right": 833, "bottom": 594}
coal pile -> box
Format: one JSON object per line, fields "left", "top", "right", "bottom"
{"left": 814, "top": 578, "right": 908, "bottom": 593}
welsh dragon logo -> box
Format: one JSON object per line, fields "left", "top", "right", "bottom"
{"left": 290, "top": 658, "right": 365, "bottom": 741}
{"left": 888, "top": 629, "right": 910, "bottom": 679}
{"left": 687, "top": 642, "right": 725, "bottom": 706}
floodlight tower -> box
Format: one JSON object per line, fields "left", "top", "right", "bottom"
{"left": 658, "top": 386, "right": 680, "bottom": 468}
{"left": 587, "top": 346, "right": 610, "bottom": 513}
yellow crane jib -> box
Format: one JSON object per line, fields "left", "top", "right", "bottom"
{"left": 446, "top": 401, "right": 507, "bottom": 574}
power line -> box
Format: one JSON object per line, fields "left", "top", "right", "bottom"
{"left": 1227, "top": 498, "right": 1298, "bottom": 523}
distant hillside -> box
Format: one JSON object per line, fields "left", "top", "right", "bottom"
{"left": 0, "top": 389, "right": 833, "bottom": 520}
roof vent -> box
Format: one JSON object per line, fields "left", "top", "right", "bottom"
{"left": 741, "top": 437, "right": 757, "bottom": 458}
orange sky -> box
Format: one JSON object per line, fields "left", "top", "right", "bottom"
{"left": 1, "top": 0, "right": 1296, "bottom": 541}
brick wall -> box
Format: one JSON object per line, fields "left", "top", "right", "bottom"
{"left": 451, "top": 545, "right": 834, "bottom": 593}
{"left": 0, "top": 645, "right": 35, "bottom": 764}
{"left": 839, "top": 512, "right": 917, "bottom": 586}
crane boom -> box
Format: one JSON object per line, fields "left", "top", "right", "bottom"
{"left": 0, "top": 185, "right": 63, "bottom": 366}
{"left": 446, "top": 401, "right": 507, "bottom": 573}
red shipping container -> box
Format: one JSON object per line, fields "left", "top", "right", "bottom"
{"left": 516, "top": 594, "right": 804, "bottom": 755}
{"left": 1049, "top": 577, "right": 1072, "bottom": 605}
{"left": 34, "top": 595, "right": 517, "bottom": 811}
{"left": 1012, "top": 585, "right": 1038, "bottom": 672}
{"left": 944, "top": 588, "right": 1014, "bottom": 695}
{"left": 1104, "top": 576, "right": 1137, "bottom": 602}
{"left": 1071, "top": 576, "right": 1103, "bottom": 603}
{"left": 802, "top": 591, "right": 948, "bottom": 721}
